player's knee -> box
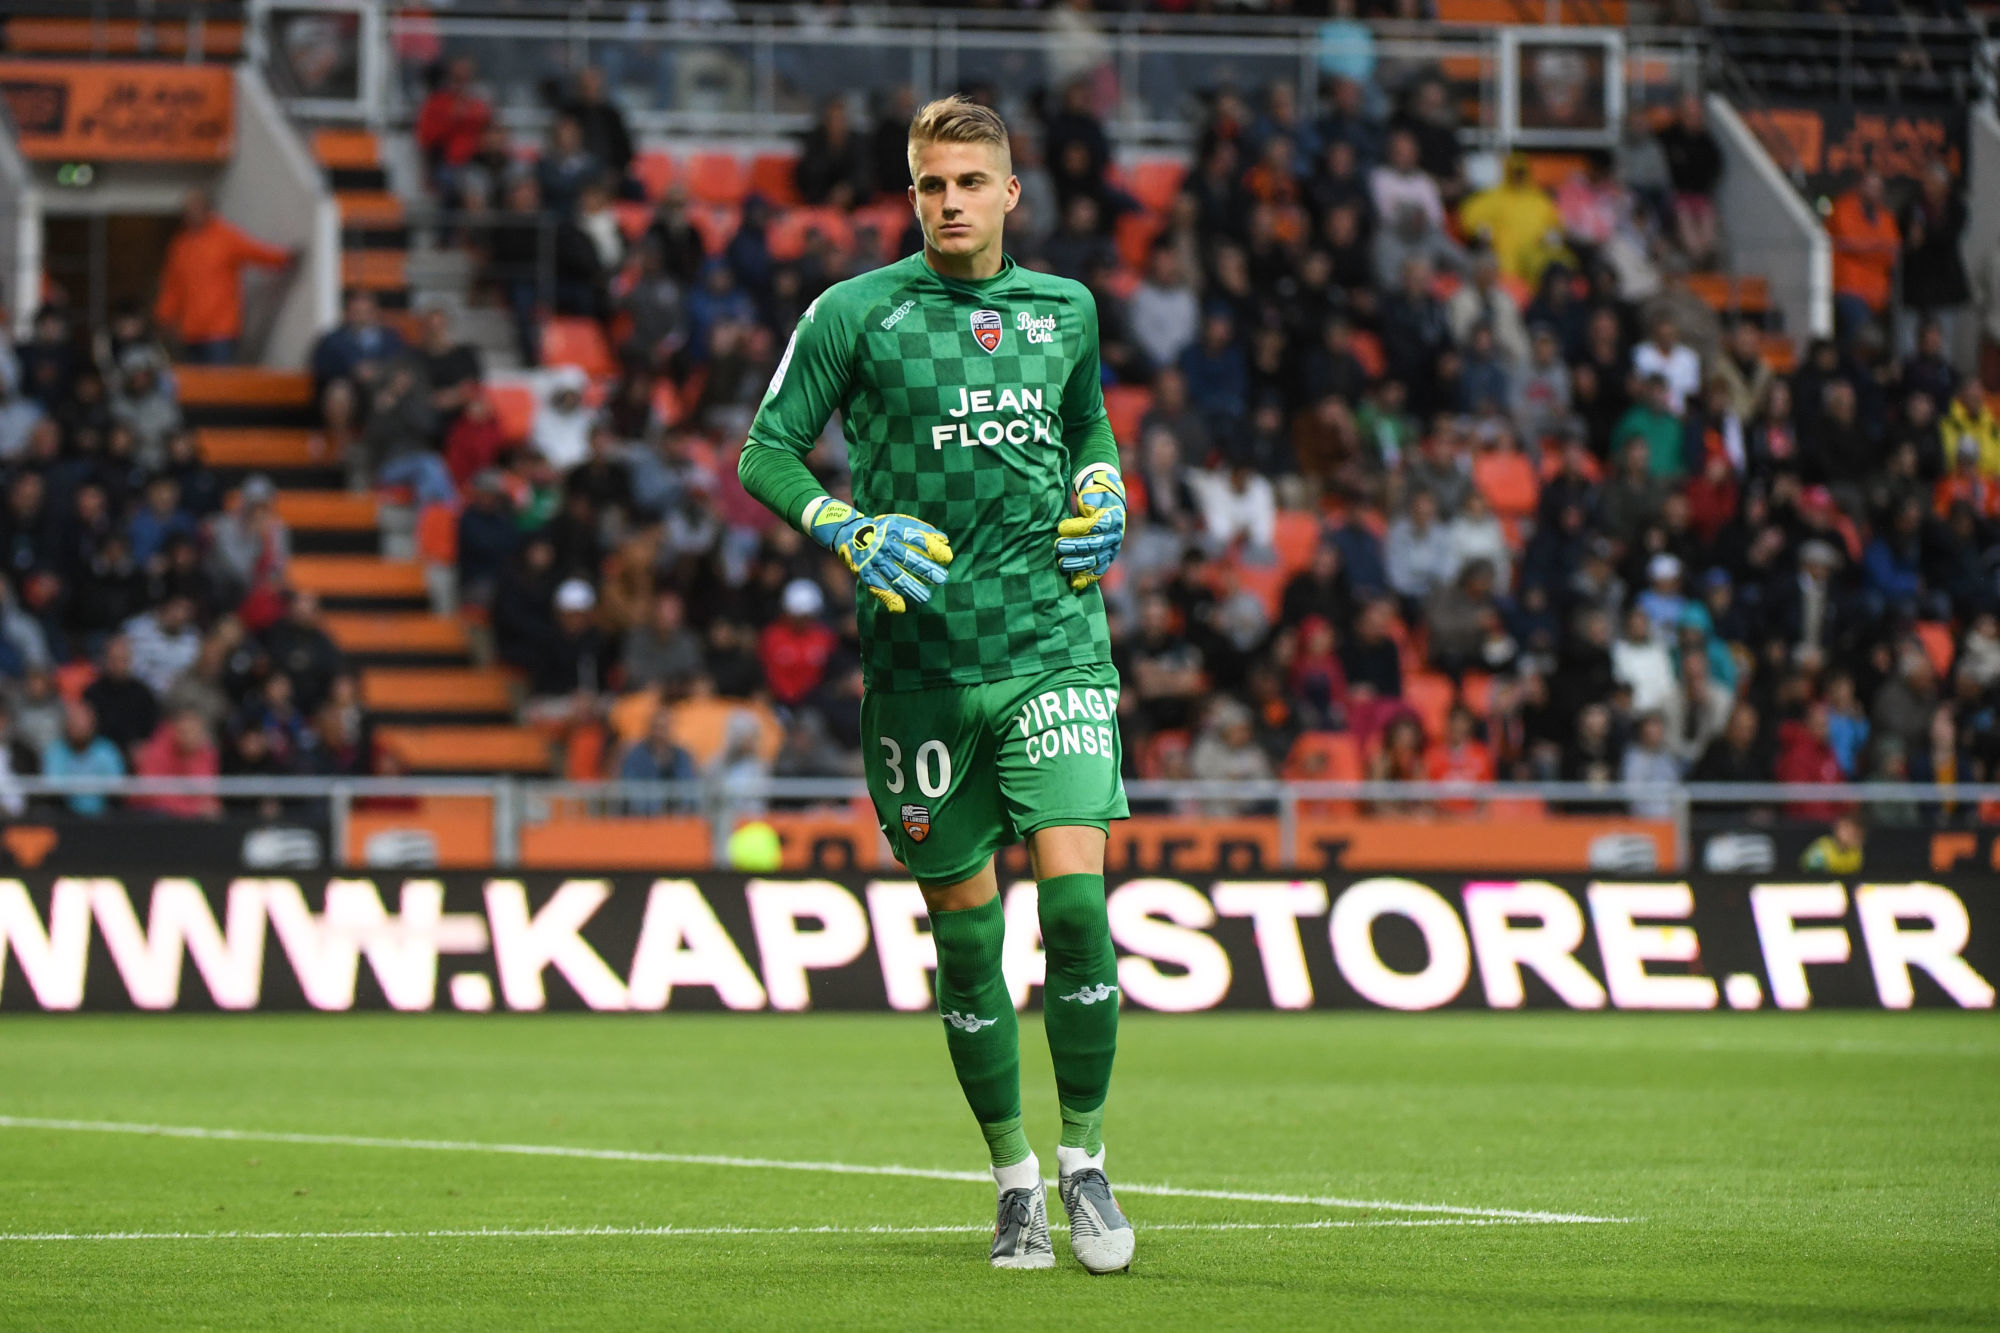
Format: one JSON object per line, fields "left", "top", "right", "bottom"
{"left": 1036, "top": 883, "right": 1108, "bottom": 961}
{"left": 931, "top": 912, "right": 1004, "bottom": 979}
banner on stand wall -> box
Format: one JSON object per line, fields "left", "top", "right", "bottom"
{"left": 1, "top": 872, "right": 1989, "bottom": 1014}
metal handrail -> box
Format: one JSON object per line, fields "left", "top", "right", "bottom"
{"left": 7, "top": 774, "right": 1995, "bottom": 802}
{"left": 381, "top": 3, "right": 1699, "bottom": 41}
{"left": 7, "top": 774, "right": 1980, "bottom": 871}
{"left": 375, "top": 12, "right": 1703, "bottom": 147}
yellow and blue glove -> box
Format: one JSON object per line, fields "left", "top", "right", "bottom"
{"left": 1054, "top": 465, "right": 1127, "bottom": 591}
{"left": 805, "top": 498, "right": 953, "bottom": 613}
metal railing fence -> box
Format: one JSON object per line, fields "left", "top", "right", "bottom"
{"left": 4, "top": 774, "right": 1994, "bottom": 871}
{"left": 371, "top": 13, "right": 1702, "bottom": 145}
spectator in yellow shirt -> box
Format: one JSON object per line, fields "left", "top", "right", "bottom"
{"left": 1939, "top": 380, "right": 2000, "bottom": 479}
{"left": 1457, "top": 153, "right": 1566, "bottom": 287}
{"left": 1799, "top": 814, "right": 1865, "bottom": 874}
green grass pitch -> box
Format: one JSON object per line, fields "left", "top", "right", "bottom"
{"left": 0, "top": 1012, "right": 1993, "bottom": 1330}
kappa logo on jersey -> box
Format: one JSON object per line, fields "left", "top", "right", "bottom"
{"left": 901, "top": 803, "right": 932, "bottom": 842}
{"left": 970, "top": 308, "right": 1004, "bottom": 353}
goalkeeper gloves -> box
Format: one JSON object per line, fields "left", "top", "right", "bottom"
{"left": 1054, "top": 464, "right": 1127, "bottom": 592}
{"left": 804, "top": 498, "right": 954, "bottom": 613}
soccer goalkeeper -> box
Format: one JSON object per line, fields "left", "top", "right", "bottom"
{"left": 738, "top": 96, "right": 1133, "bottom": 1273}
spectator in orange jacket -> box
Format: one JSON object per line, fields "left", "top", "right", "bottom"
{"left": 1826, "top": 171, "right": 1900, "bottom": 349}
{"left": 153, "top": 191, "right": 296, "bottom": 364}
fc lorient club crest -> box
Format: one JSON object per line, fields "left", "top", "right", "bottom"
{"left": 970, "top": 309, "right": 1003, "bottom": 353}
{"left": 901, "top": 803, "right": 932, "bottom": 842}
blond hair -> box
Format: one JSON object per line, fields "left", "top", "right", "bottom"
{"left": 905, "top": 95, "right": 1012, "bottom": 183}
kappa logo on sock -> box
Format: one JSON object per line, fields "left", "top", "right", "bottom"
{"left": 901, "top": 803, "right": 931, "bottom": 842}
{"left": 1058, "top": 983, "right": 1119, "bottom": 1005}
{"left": 943, "top": 1010, "right": 998, "bottom": 1032}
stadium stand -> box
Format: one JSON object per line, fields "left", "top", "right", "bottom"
{"left": 3, "top": 0, "right": 1998, "bottom": 837}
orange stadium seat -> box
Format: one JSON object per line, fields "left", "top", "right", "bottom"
{"left": 1230, "top": 561, "right": 1289, "bottom": 621}
{"left": 1282, "top": 732, "right": 1363, "bottom": 816}
{"left": 487, "top": 383, "right": 536, "bottom": 443}
{"left": 1915, "top": 622, "right": 1956, "bottom": 679}
{"left": 1405, "top": 672, "right": 1456, "bottom": 741}
{"left": 1349, "top": 330, "right": 1385, "bottom": 379}
{"left": 416, "top": 503, "right": 458, "bottom": 566}
{"left": 1527, "top": 153, "right": 1588, "bottom": 192}
{"left": 667, "top": 698, "right": 782, "bottom": 766}
{"left": 614, "top": 202, "right": 652, "bottom": 243}
{"left": 1274, "top": 510, "right": 1324, "bottom": 574}
{"left": 651, "top": 378, "right": 684, "bottom": 428}
{"left": 1102, "top": 384, "right": 1151, "bottom": 444}
{"left": 768, "top": 207, "right": 855, "bottom": 263}
{"left": 749, "top": 154, "right": 801, "bottom": 206}
{"left": 685, "top": 153, "right": 748, "bottom": 206}
{"left": 1474, "top": 447, "right": 1540, "bottom": 521}
{"left": 634, "top": 151, "right": 675, "bottom": 201}
{"left": 56, "top": 661, "right": 97, "bottom": 701}
{"left": 1115, "top": 212, "right": 1165, "bottom": 270}
{"left": 1127, "top": 159, "right": 1188, "bottom": 214}
{"left": 849, "top": 201, "right": 912, "bottom": 262}
{"left": 539, "top": 319, "right": 619, "bottom": 380}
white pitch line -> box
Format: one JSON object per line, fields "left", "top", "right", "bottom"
{"left": 0, "top": 1116, "right": 1632, "bottom": 1225}
{"left": 0, "top": 1219, "right": 1543, "bottom": 1243}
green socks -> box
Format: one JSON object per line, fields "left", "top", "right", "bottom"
{"left": 1037, "top": 873, "right": 1119, "bottom": 1156}
{"left": 929, "top": 896, "right": 1028, "bottom": 1167}
{"left": 930, "top": 877, "right": 1119, "bottom": 1166}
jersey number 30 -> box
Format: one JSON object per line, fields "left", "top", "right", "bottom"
{"left": 880, "top": 737, "right": 951, "bottom": 798}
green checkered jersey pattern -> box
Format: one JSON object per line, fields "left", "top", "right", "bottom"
{"left": 744, "top": 253, "right": 1115, "bottom": 693}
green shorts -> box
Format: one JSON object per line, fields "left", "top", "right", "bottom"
{"left": 861, "top": 660, "right": 1130, "bottom": 886}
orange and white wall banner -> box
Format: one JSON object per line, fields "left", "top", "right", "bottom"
{"left": 0, "top": 61, "right": 233, "bottom": 162}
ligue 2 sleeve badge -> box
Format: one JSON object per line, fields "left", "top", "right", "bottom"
{"left": 970, "top": 309, "right": 1004, "bottom": 353}
{"left": 901, "top": 804, "right": 932, "bottom": 842}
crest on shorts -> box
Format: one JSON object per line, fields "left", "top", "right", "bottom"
{"left": 901, "top": 803, "right": 932, "bottom": 842}
{"left": 969, "top": 309, "right": 1003, "bottom": 353}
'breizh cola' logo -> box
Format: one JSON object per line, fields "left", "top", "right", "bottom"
{"left": 970, "top": 308, "right": 1004, "bottom": 353}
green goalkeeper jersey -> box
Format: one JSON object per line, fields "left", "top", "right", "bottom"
{"left": 739, "top": 252, "right": 1121, "bottom": 693}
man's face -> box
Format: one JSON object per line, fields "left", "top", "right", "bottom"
{"left": 1729, "top": 707, "right": 1757, "bottom": 746}
{"left": 909, "top": 139, "right": 1017, "bottom": 261}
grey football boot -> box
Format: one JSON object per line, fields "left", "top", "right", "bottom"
{"left": 1057, "top": 1147, "right": 1135, "bottom": 1274}
{"left": 989, "top": 1177, "right": 1055, "bottom": 1269}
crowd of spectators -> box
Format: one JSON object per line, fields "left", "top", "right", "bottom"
{"left": 382, "top": 52, "right": 2000, "bottom": 821}
{"left": 0, "top": 304, "right": 361, "bottom": 819}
